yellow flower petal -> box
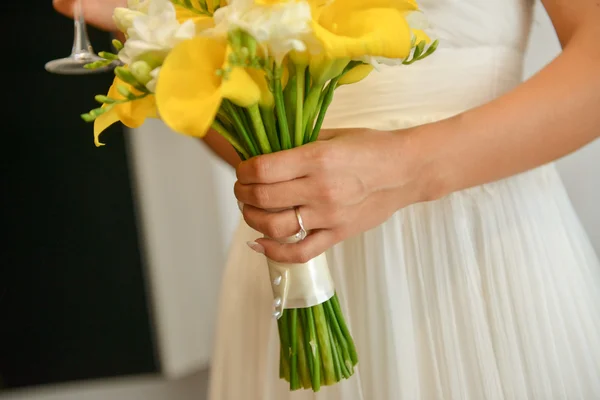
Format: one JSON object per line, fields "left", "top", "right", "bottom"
{"left": 335, "top": 0, "right": 418, "bottom": 11}
{"left": 156, "top": 36, "right": 225, "bottom": 137}
{"left": 246, "top": 68, "right": 274, "bottom": 108}
{"left": 220, "top": 49, "right": 261, "bottom": 107}
{"left": 338, "top": 63, "right": 374, "bottom": 86}
{"left": 412, "top": 28, "right": 431, "bottom": 44}
{"left": 117, "top": 95, "right": 158, "bottom": 128}
{"left": 221, "top": 67, "right": 261, "bottom": 107}
{"left": 311, "top": 0, "right": 418, "bottom": 60}
{"left": 313, "top": 8, "right": 413, "bottom": 59}
{"left": 94, "top": 108, "right": 120, "bottom": 147}
{"left": 175, "top": 6, "right": 215, "bottom": 31}
{"left": 93, "top": 76, "right": 156, "bottom": 146}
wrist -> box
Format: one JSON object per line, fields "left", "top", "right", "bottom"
{"left": 391, "top": 121, "right": 454, "bottom": 205}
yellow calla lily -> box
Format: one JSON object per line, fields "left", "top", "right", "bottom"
{"left": 412, "top": 28, "right": 431, "bottom": 44}
{"left": 338, "top": 63, "right": 374, "bottom": 86}
{"left": 94, "top": 77, "right": 157, "bottom": 147}
{"left": 156, "top": 36, "right": 261, "bottom": 137}
{"left": 247, "top": 69, "right": 274, "bottom": 108}
{"left": 311, "top": 0, "right": 419, "bottom": 60}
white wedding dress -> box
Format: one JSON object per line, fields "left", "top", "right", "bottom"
{"left": 208, "top": 0, "right": 600, "bottom": 398}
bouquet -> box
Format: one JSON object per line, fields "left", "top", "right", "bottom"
{"left": 80, "top": 0, "right": 437, "bottom": 391}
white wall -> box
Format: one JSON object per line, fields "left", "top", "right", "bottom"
{"left": 3, "top": 3, "right": 598, "bottom": 400}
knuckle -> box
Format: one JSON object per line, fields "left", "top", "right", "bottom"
{"left": 311, "top": 143, "right": 335, "bottom": 169}
{"left": 249, "top": 157, "right": 270, "bottom": 182}
{"left": 250, "top": 185, "right": 270, "bottom": 207}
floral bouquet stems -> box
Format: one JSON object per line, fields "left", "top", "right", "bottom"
{"left": 79, "top": 0, "right": 437, "bottom": 392}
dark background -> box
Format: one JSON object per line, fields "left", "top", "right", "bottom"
{"left": 0, "top": 1, "right": 159, "bottom": 392}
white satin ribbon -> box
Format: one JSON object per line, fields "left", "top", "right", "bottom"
{"left": 268, "top": 253, "right": 335, "bottom": 318}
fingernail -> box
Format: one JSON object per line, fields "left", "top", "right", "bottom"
{"left": 246, "top": 241, "right": 265, "bottom": 254}
{"left": 237, "top": 201, "right": 244, "bottom": 212}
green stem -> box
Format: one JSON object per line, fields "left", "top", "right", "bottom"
{"left": 247, "top": 104, "right": 272, "bottom": 154}
{"left": 241, "top": 107, "right": 260, "bottom": 148}
{"left": 216, "top": 110, "right": 235, "bottom": 134}
{"left": 300, "top": 310, "right": 313, "bottom": 378}
{"left": 325, "top": 301, "right": 352, "bottom": 378}
{"left": 283, "top": 68, "right": 297, "bottom": 145}
{"left": 327, "top": 317, "right": 342, "bottom": 381}
{"left": 278, "top": 312, "right": 291, "bottom": 382}
{"left": 260, "top": 106, "right": 281, "bottom": 152}
{"left": 336, "top": 339, "right": 352, "bottom": 379}
{"left": 304, "top": 67, "right": 311, "bottom": 99}
{"left": 304, "top": 86, "right": 326, "bottom": 142}
{"left": 289, "top": 309, "right": 300, "bottom": 390}
{"left": 309, "top": 78, "right": 339, "bottom": 143}
{"left": 306, "top": 307, "right": 321, "bottom": 391}
{"left": 294, "top": 64, "right": 307, "bottom": 147}
{"left": 210, "top": 120, "right": 250, "bottom": 160}
{"left": 313, "top": 304, "right": 335, "bottom": 385}
{"left": 331, "top": 295, "right": 358, "bottom": 365}
{"left": 222, "top": 101, "right": 259, "bottom": 157}
{"left": 273, "top": 64, "right": 292, "bottom": 150}
{"left": 302, "top": 84, "right": 325, "bottom": 136}
{"left": 296, "top": 313, "right": 312, "bottom": 389}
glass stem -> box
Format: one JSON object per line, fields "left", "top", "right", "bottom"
{"left": 71, "top": 0, "right": 94, "bottom": 58}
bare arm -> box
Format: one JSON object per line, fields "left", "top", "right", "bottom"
{"left": 203, "top": 129, "right": 242, "bottom": 167}
{"left": 416, "top": 0, "right": 600, "bottom": 199}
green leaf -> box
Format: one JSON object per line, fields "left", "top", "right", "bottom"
{"left": 413, "top": 41, "right": 425, "bottom": 59}
{"left": 419, "top": 39, "right": 439, "bottom": 60}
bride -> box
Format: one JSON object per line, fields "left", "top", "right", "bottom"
{"left": 56, "top": 0, "right": 600, "bottom": 398}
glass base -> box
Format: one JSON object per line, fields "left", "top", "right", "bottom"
{"left": 45, "top": 53, "right": 115, "bottom": 75}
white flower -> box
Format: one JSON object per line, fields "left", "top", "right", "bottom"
{"left": 127, "top": 0, "right": 151, "bottom": 13}
{"left": 113, "top": 8, "right": 145, "bottom": 33}
{"left": 206, "top": 0, "right": 315, "bottom": 62}
{"left": 146, "top": 67, "right": 161, "bottom": 93}
{"left": 118, "top": 0, "right": 196, "bottom": 83}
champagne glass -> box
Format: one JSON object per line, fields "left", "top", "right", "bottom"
{"left": 45, "top": 0, "right": 115, "bottom": 75}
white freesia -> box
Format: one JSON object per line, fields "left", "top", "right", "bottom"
{"left": 117, "top": 0, "right": 196, "bottom": 90}
{"left": 113, "top": 8, "right": 145, "bottom": 33}
{"left": 206, "top": 0, "right": 315, "bottom": 63}
{"left": 127, "top": 0, "right": 151, "bottom": 13}
{"left": 146, "top": 67, "right": 161, "bottom": 93}
{"left": 119, "top": 0, "right": 196, "bottom": 64}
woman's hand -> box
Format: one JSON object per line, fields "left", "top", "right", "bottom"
{"left": 53, "top": 0, "right": 127, "bottom": 32}
{"left": 235, "top": 128, "right": 434, "bottom": 263}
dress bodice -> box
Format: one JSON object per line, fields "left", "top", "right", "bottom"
{"left": 418, "top": 0, "right": 534, "bottom": 50}
{"left": 322, "top": 0, "right": 536, "bottom": 130}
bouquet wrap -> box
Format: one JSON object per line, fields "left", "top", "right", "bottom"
{"left": 75, "top": 0, "right": 438, "bottom": 392}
